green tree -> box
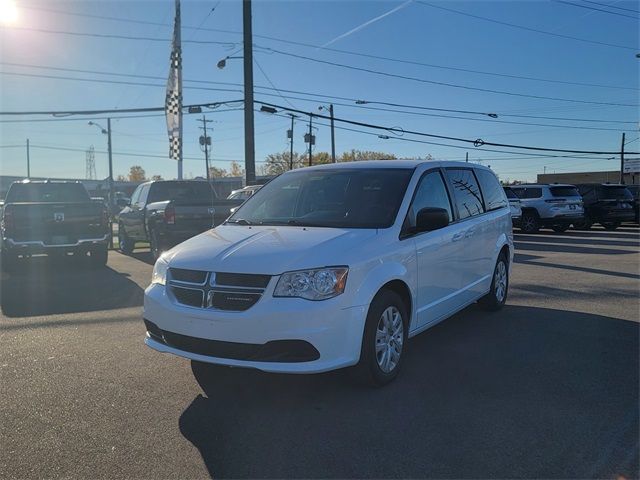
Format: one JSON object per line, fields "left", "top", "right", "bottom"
{"left": 128, "top": 165, "right": 146, "bottom": 182}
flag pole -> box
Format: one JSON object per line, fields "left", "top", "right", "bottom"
{"left": 166, "top": 0, "right": 183, "bottom": 179}
{"left": 176, "top": 0, "right": 183, "bottom": 180}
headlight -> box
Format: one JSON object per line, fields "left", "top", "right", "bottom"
{"left": 274, "top": 267, "right": 348, "bottom": 300}
{"left": 151, "top": 257, "right": 169, "bottom": 286}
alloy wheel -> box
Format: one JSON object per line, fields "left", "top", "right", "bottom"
{"left": 494, "top": 260, "right": 508, "bottom": 302}
{"left": 375, "top": 306, "right": 404, "bottom": 374}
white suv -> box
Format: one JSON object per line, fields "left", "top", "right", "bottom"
{"left": 144, "top": 161, "right": 513, "bottom": 385}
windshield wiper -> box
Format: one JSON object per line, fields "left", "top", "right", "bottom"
{"left": 225, "top": 218, "right": 253, "bottom": 225}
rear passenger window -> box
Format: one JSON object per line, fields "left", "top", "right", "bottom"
{"left": 476, "top": 169, "right": 507, "bottom": 211}
{"left": 522, "top": 188, "right": 542, "bottom": 199}
{"left": 407, "top": 170, "right": 453, "bottom": 226}
{"left": 446, "top": 169, "right": 485, "bottom": 220}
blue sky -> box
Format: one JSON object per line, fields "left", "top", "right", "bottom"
{"left": 0, "top": 0, "right": 638, "bottom": 182}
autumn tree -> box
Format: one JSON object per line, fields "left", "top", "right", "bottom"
{"left": 229, "top": 161, "right": 245, "bottom": 177}
{"left": 339, "top": 149, "right": 397, "bottom": 162}
{"left": 208, "top": 166, "right": 228, "bottom": 178}
{"left": 128, "top": 166, "right": 146, "bottom": 182}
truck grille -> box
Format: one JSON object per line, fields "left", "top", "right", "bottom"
{"left": 167, "top": 268, "right": 270, "bottom": 311}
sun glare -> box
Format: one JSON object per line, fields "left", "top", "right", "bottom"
{"left": 0, "top": 0, "right": 19, "bottom": 25}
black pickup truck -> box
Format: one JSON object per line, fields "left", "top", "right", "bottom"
{"left": 117, "top": 180, "right": 243, "bottom": 260}
{"left": 0, "top": 180, "right": 110, "bottom": 269}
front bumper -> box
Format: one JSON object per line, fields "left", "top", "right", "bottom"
{"left": 143, "top": 283, "right": 368, "bottom": 373}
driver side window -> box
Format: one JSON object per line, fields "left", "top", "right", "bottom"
{"left": 406, "top": 171, "right": 453, "bottom": 228}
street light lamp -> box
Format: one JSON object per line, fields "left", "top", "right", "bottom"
{"left": 216, "top": 56, "right": 243, "bottom": 69}
{"left": 318, "top": 104, "right": 336, "bottom": 163}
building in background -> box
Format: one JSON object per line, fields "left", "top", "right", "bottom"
{"left": 537, "top": 170, "right": 638, "bottom": 185}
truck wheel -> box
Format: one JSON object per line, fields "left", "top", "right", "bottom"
{"left": 479, "top": 252, "right": 509, "bottom": 311}
{"left": 520, "top": 212, "right": 540, "bottom": 233}
{"left": 552, "top": 225, "right": 569, "bottom": 233}
{"left": 149, "top": 229, "right": 164, "bottom": 262}
{"left": 353, "top": 290, "right": 408, "bottom": 387}
{"left": 602, "top": 222, "right": 620, "bottom": 231}
{"left": 118, "top": 223, "right": 134, "bottom": 254}
{"left": 89, "top": 246, "right": 108, "bottom": 268}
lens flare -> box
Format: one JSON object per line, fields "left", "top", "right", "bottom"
{"left": 0, "top": 0, "right": 18, "bottom": 25}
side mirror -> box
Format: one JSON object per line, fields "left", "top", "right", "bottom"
{"left": 415, "top": 207, "right": 449, "bottom": 233}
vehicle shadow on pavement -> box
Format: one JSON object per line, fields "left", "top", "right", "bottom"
{"left": 179, "top": 305, "right": 639, "bottom": 479}
{"left": 0, "top": 256, "right": 143, "bottom": 317}
{"left": 513, "top": 241, "right": 636, "bottom": 256}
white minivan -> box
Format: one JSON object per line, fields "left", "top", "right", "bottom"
{"left": 144, "top": 161, "right": 513, "bottom": 385}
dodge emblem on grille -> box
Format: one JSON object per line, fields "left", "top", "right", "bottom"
{"left": 54, "top": 212, "right": 65, "bottom": 222}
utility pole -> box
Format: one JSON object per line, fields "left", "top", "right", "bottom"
{"left": 198, "top": 115, "right": 213, "bottom": 181}
{"left": 308, "top": 114, "right": 313, "bottom": 167}
{"left": 620, "top": 132, "right": 626, "bottom": 184}
{"left": 329, "top": 104, "right": 336, "bottom": 163}
{"left": 26, "top": 138, "right": 30, "bottom": 178}
{"left": 243, "top": 0, "right": 256, "bottom": 185}
{"left": 287, "top": 114, "right": 295, "bottom": 170}
{"left": 465, "top": 151, "right": 468, "bottom": 163}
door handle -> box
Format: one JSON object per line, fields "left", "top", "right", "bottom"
{"left": 465, "top": 228, "right": 476, "bottom": 238}
{"left": 452, "top": 232, "right": 464, "bottom": 242}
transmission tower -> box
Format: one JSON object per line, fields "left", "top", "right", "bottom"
{"left": 85, "top": 145, "right": 96, "bottom": 180}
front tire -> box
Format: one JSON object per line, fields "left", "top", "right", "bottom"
{"left": 601, "top": 222, "right": 620, "bottom": 231}
{"left": 89, "top": 246, "right": 108, "bottom": 268}
{"left": 353, "top": 290, "right": 408, "bottom": 387}
{"left": 520, "top": 212, "right": 540, "bottom": 233}
{"left": 118, "top": 223, "right": 134, "bottom": 254}
{"left": 572, "top": 219, "right": 592, "bottom": 230}
{"left": 149, "top": 228, "right": 163, "bottom": 262}
{"left": 479, "top": 253, "right": 509, "bottom": 311}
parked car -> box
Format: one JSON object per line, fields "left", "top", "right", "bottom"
{"left": 625, "top": 184, "right": 639, "bottom": 223}
{"left": 0, "top": 180, "right": 110, "bottom": 269}
{"left": 510, "top": 184, "right": 584, "bottom": 233}
{"left": 573, "top": 183, "right": 635, "bottom": 230}
{"left": 503, "top": 186, "right": 522, "bottom": 228}
{"left": 143, "top": 161, "right": 513, "bottom": 386}
{"left": 227, "top": 184, "right": 262, "bottom": 201}
{"left": 117, "top": 180, "right": 244, "bottom": 260}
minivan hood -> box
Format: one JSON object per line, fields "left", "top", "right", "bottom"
{"left": 165, "top": 224, "right": 377, "bottom": 274}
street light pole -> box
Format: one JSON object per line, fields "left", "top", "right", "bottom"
{"left": 620, "top": 132, "right": 626, "bottom": 184}
{"left": 243, "top": 0, "right": 256, "bottom": 185}
{"left": 26, "top": 138, "right": 30, "bottom": 178}
{"left": 289, "top": 114, "right": 295, "bottom": 170}
{"left": 107, "top": 118, "right": 114, "bottom": 214}
{"left": 329, "top": 104, "right": 336, "bottom": 163}
{"left": 308, "top": 114, "right": 313, "bottom": 167}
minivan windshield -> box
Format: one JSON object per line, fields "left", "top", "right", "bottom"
{"left": 227, "top": 168, "right": 414, "bottom": 228}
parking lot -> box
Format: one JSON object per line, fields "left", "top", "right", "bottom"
{"left": 1, "top": 226, "right": 638, "bottom": 478}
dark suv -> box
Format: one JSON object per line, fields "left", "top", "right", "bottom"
{"left": 625, "top": 184, "right": 639, "bottom": 223}
{"left": 573, "top": 184, "right": 635, "bottom": 230}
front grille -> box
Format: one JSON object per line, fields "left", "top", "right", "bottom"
{"left": 167, "top": 268, "right": 270, "bottom": 311}
{"left": 144, "top": 319, "right": 320, "bottom": 362}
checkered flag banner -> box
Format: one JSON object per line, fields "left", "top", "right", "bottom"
{"left": 165, "top": 0, "right": 182, "bottom": 161}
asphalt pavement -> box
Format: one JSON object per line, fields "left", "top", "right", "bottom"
{"left": 1, "top": 226, "right": 638, "bottom": 479}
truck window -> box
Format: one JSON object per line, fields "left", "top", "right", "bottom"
{"left": 6, "top": 183, "right": 90, "bottom": 203}
{"left": 147, "top": 182, "right": 214, "bottom": 204}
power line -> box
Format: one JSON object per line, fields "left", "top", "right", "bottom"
{"left": 416, "top": 1, "right": 637, "bottom": 51}
{"left": 552, "top": 0, "right": 639, "bottom": 18}
{"left": 0, "top": 109, "right": 243, "bottom": 124}
{"left": 261, "top": 49, "right": 638, "bottom": 107}
{"left": 258, "top": 100, "right": 640, "bottom": 155}
{"left": 13, "top": 6, "right": 638, "bottom": 91}
{"left": 578, "top": 0, "right": 639, "bottom": 14}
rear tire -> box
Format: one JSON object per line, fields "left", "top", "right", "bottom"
{"left": 572, "top": 219, "right": 592, "bottom": 230}
{"left": 520, "top": 212, "right": 540, "bottom": 233}
{"left": 118, "top": 223, "right": 134, "bottom": 254}
{"left": 352, "top": 290, "right": 408, "bottom": 387}
{"left": 478, "top": 253, "right": 509, "bottom": 311}
{"left": 149, "top": 228, "right": 163, "bottom": 262}
{"left": 552, "top": 225, "right": 569, "bottom": 233}
{"left": 89, "top": 246, "right": 108, "bottom": 268}
{"left": 602, "top": 222, "right": 620, "bottom": 231}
